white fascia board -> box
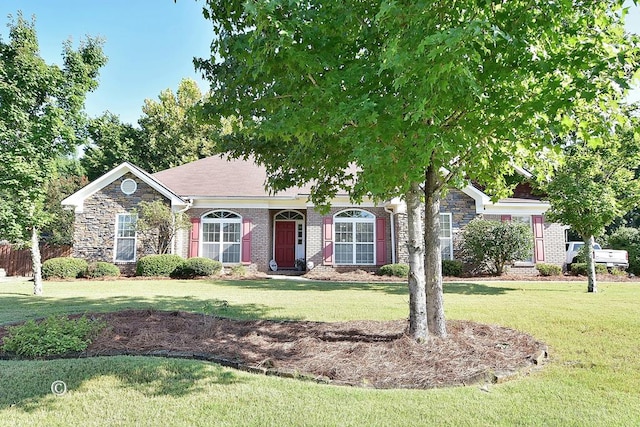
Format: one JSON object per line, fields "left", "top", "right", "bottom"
{"left": 61, "top": 162, "right": 187, "bottom": 213}
{"left": 481, "top": 200, "right": 550, "bottom": 216}
{"left": 460, "top": 185, "right": 491, "bottom": 214}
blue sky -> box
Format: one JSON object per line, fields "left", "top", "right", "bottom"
{"left": 1, "top": 0, "right": 211, "bottom": 125}
{"left": 1, "top": 1, "right": 639, "bottom": 125}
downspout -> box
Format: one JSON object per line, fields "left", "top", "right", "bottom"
{"left": 384, "top": 205, "right": 396, "bottom": 264}
{"left": 172, "top": 199, "right": 193, "bottom": 255}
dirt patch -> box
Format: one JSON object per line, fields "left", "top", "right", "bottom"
{"left": 0, "top": 310, "right": 548, "bottom": 389}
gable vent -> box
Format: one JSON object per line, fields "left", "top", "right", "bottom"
{"left": 120, "top": 178, "right": 137, "bottom": 195}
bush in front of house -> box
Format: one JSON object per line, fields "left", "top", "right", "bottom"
{"left": 83, "top": 262, "right": 121, "bottom": 279}
{"left": 442, "top": 260, "right": 464, "bottom": 277}
{"left": 42, "top": 257, "right": 88, "bottom": 280}
{"left": 535, "top": 263, "right": 562, "bottom": 277}
{"left": 170, "top": 257, "right": 223, "bottom": 279}
{"left": 570, "top": 263, "right": 608, "bottom": 276}
{"left": 2, "top": 314, "right": 106, "bottom": 358}
{"left": 459, "top": 218, "right": 533, "bottom": 276}
{"left": 607, "top": 227, "right": 640, "bottom": 275}
{"left": 135, "top": 254, "right": 184, "bottom": 277}
{"left": 378, "top": 263, "right": 409, "bottom": 277}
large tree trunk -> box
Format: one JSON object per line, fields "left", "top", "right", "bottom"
{"left": 424, "top": 166, "right": 447, "bottom": 337}
{"left": 406, "top": 182, "right": 428, "bottom": 342}
{"left": 31, "top": 226, "right": 43, "bottom": 296}
{"left": 586, "top": 235, "right": 598, "bottom": 293}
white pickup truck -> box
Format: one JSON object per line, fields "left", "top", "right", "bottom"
{"left": 565, "top": 241, "right": 629, "bottom": 270}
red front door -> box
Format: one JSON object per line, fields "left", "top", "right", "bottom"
{"left": 275, "top": 221, "right": 296, "bottom": 268}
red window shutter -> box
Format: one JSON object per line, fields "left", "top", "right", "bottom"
{"left": 241, "top": 218, "right": 252, "bottom": 264}
{"left": 189, "top": 217, "right": 200, "bottom": 257}
{"left": 533, "top": 215, "right": 545, "bottom": 262}
{"left": 501, "top": 215, "right": 512, "bottom": 222}
{"left": 323, "top": 217, "right": 334, "bottom": 265}
{"left": 376, "top": 217, "right": 386, "bottom": 265}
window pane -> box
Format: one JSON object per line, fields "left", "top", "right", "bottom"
{"left": 355, "top": 243, "right": 374, "bottom": 264}
{"left": 202, "top": 223, "right": 220, "bottom": 243}
{"left": 335, "top": 243, "right": 352, "bottom": 264}
{"left": 223, "top": 223, "right": 241, "bottom": 243}
{"left": 356, "top": 222, "right": 374, "bottom": 242}
{"left": 440, "top": 240, "right": 452, "bottom": 260}
{"left": 439, "top": 214, "right": 451, "bottom": 238}
{"left": 335, "top": 222, "right": 353, "bottom": 243}
{"left": 116, "top": 238, "right": 135, "bottom": 261}
{"left": 118, "top": 214, "right": 137, "bottom": 238}
{"left": 202, "top": 243, "right": 221, "bottom": 261}
{"left": 222, "top": 243, "right": 240, "bottom": 263}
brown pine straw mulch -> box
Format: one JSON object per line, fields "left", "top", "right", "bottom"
{"left": 4, "top": 309, "right": 548, "bottom": 389}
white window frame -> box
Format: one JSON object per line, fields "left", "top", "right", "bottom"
{"left": 440, "top": 213, "right": 453, "bottom": 260}
{"left": 334, "top": 209, "right": 376, "bottom": 265}
{"left": 114, "top": 213, "right": 137, "bottom": 262}
{"left": 201, "top": 210, "right": 242, "bottom": 264}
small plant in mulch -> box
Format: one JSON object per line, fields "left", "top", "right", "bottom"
{"left": 1, "top": 314, "right": 106, "bottom": 358}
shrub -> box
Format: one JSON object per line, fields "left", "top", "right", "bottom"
{"left": 83, "top": 262, "right": 121, "bottom": 279}
{"left": 459, "top": 219, "right": 533, "bottom": 275}
{"left": 171, "top": 257, "right": 222, "bottom": 279}
{"left": 42, "top": 257, "right": 88, "bottom": 279}
{"left": 229, "top": 264, "right": 247, "bottom": 277}
{"left": 2, "top": 315, "right": 106, "bottom": 358}
{"left": 378, "top": 264, "right": 409, "bottom": 277}
{"left": 442, "top": 260, "right": 463, "bottom": 277}
{"left": 570, "top": 263, "right": 608, "bottom": 276}
{"left": 136, "top": 254, "right": 184, "bottom": 277}
{"left": 607, "top": 227, "right": 640, "bottom": 275}
{"left": 536, "top": 263, "right": 562, "bottom": 277}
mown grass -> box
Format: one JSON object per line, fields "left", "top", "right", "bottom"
{"left": 1, "top": 278, "right": 639, "bottom": 426}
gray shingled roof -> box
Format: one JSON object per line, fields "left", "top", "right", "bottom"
{"left": 151, "top": 155, "right": 314, "bottom": 198}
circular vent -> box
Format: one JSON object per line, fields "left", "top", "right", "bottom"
{"left": 120, "top": 178, "right": 137, "bottom": 195}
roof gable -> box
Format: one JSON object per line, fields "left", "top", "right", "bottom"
{"left": 62, "top": 162, "right": 187, "bottom": 213}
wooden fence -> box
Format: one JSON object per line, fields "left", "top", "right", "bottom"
{"left": 0, "top": 244, "right": 72, "bottom": 277}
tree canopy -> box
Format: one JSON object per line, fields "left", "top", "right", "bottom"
{"left": 544, "top": 113, "right": 640, "bottom": 291}
{"left": 82, "top": 78, "right": 217, "bottom": 177}
{"left": 196, "top": 0, "right": 638, "bottom": 340}
{"left": 0, "top": 13, "right": 107, "bottom": 294}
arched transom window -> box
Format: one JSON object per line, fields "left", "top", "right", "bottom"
{"left": 334, "top": 209, "right": 375, "bottom": 265}
{"left": 201, "top": 210, "right": 241, "bottom": 263}
{"left": 275, "top": 211, "right": 304, "bottom": 220}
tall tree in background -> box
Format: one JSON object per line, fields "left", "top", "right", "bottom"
{"left": 82, "top": 78, "right": 217, "bottom": 176}
{"left": 196, "top": 1, "right": 638, "bottom": 340}
{"left": 544, "top": 114, "right": 640, "bottom": 292}
{"left": 82, "top": 112, "right": 145, "bottom": 180}
{"left": 0, "top": 14, "right": 106, "bottom": 295}
{"left": 138, "top": 78, "right": 217, "bottom": 171}
{"left": 41, "top": 157, "right": 88, "bottom": 245}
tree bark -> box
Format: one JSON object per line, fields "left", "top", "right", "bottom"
{"left": 406, "top": 182, "right": 428, "bottom": 342}
{"left": 586, "top": 235, "right": 598, "bottom": 293}
{"left": 424, "top": 166, "right": 447, "bottom": 337}
{"left": 31, "top": 226, "right": 43, "bottom": 296}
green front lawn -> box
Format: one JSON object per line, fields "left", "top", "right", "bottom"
{"left": 1, "top": 278, "right": 639, "bottom": 426}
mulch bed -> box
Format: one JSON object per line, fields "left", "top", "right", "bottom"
{"left": 1, "top": 310, "right": 548, "bottom": 389}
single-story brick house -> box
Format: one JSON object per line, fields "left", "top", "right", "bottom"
{"left": 61, "top": 155, "right": 567, "bottom": 275}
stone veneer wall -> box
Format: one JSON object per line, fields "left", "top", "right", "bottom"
{"left": 72, "top": 173, "right": 168, "bottom": 274}
{"left": 396, "top": 189, "right": 477, "bottom": 264}
{"left": 306, "top": 206, "right": 393, "bottom": 274}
